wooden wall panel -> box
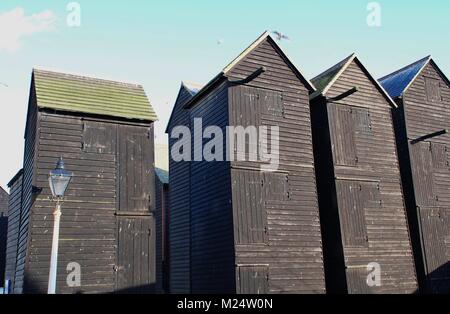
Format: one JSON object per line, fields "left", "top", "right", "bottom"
{"left": 116, "top": 217, "right": 155, "bottom": 293}
{"left": 313, "top": 59, "right": 417, "bottom": 294}
{"left": 228, "top": 38, "right": 325, "bottom": 294}
{"left": 167, "top": 85, "right": 193, "bottom": 293}
{"left": 4, "top": 172, "right": 23, "bottom": 291}
{"left": 401, "top": 62, "right": 450, "bottom": 292}
{"left": 119, "top": 125, "right": 154, "bottom": 213}
{"left": 236, "top": 266, "right": 269, "bottom": 294}
{"left": 15, "top": 85, "right": 38, "bottom": 294}
{"left": 189, "top": 82, "right": 235, "bottom": 294}
{"left": 18, "top": 111, "right": 156, "bottom": 294}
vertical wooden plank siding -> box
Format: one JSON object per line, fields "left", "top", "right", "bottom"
{"left": 27, "top": 113, "right": 118, "bottom": 293}
{"left": 116, "top": 217, "right": 154, "bottom": 292}
{"left": 227, "top": 38, "right": 325, "bottom": 294}
{"left": 5, "top": 172, "right": 23, "bottom": 291}
{"left": 401, "top": 62, "right": 450, "bottom": 293}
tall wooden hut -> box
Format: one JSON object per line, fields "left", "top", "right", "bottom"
{"left": 166, "top": 81, "right": 201, "bottom": 293}
{"left": 4, "top": 170, "right": 23, "bottom": 292}
{"left": 310, "top": 54, "right": 418, "bottom": 294}
{"left": 13, "top": 69, "right": 158, "bottom": 294}
{"left": 0, "top": 186, "right": 9, "bottom": 285}
{"left": 380, "top": 56, "right": 450, "bottom": 293}
{"left": 168, "top": 32, "right": 325, "bottom": 294}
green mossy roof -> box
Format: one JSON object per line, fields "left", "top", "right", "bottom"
{"left": 33, "top": 69, "right": 158, "bottom": 122}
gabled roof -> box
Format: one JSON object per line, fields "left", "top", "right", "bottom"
{"left": 32, "top": 68, "right": 158, "bottom": 122}
{"left": 379, "top": 56, "right": 430, "bottom": 99}
{"left": 183, "top": 31, "right": 316, "bottom": 109}
{"left": 155, "top": 168, "right": 169, "bottom": 185}
{"left": 183, "top": 81, "right": 203, "bottom": 96}
{"left": 7, "top": 169, "right": 23, "bottom": 188}
{"left": 311, "top": 53, "right": 397, "bottom": 108}
{"left": 165, "top": 82, "right": 202, "bottom": 133}
{"left": 311, "top": 54, "right": 354, "bottom": 94}
{"left": 379, "top": 56, "right": 450, "bottom": 99}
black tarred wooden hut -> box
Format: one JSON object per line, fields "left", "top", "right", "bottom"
{"left": 166, "top": 81, "right": 201, "bottom": 293}
{"left": 4, "top": 170, "right": 23, "bottom": 293}
{"left": 167, "top": 32, "right": 325, "bottom": 294}
{"left": 0, "top": 186, "right": 9, "bottom": 285}
{"left": 310, "top": 54, "right": 418, "bottom": 294}
{"left": 9, "top": 69, "right": 158, "bottom": 294}
{"left": 380, "top": 56, "right": 450, "bottom": 293}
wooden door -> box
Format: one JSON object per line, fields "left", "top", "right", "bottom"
{"left": 419, "top": 207, "right": 450, "bottom": 293}
{"left": 336, "top": 180, "right": 382, "bottom": 294}
{"left": 118, "top": 125, "right": 154, "bottom": 212}
{"left": 116, "top": 216, "right": 155, "bottom": 293}
{"left": 232, "top": 169, "right": 266, "bottom": 245}
{"left": 328, "top": 104, "right": 358, "bottom": 167}
{"left": 115, "top": 124, "right": 155, "bottom": 292}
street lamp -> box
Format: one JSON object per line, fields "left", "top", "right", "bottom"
{"left": 47, "top": 157, "right": 73, "bottom": 294}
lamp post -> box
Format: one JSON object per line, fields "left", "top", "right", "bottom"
{"left": 47, "top": 157, "right": 73, "bottom": 294}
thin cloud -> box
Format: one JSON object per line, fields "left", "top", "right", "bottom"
{"left": 0, "top": 7, "right": 57, "bottom": 53}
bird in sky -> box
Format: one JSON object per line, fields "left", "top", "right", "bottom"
{"left": 272, "top": 31, "right": 290, "bottom": 41}
{"left": 0, "top": 82, "right": 8, "bottom": 88}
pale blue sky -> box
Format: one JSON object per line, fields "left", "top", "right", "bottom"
{"left": 0, "top": 0, "right": 449, "bottom": 189}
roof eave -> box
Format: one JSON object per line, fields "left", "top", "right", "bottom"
{"left": 183, "top": 73, "right": 226, "bottom": 110}
{"left": 165, "top": 83, "right": 188, "bottom": 134}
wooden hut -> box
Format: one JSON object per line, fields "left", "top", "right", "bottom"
{"left": 310, "top": 54, "right": 418, "bottom": 294}
{"left": 155, "top": 168, "right": 169, "bottom": 293}
{"left": 167, "top": 32, "right": 325, "bottom": 294}
{"left": 12, "top": 69, "right": 158, "bottom": 294}
{"left": 380, "top": 56, "right": 450, "bottom": 293}
{"left": 0, "top": 186, "right": 9, "bottom": 285}
{"left": 166, "top": 82, "right": 201, "bottom": 293}
{"left": 4, "top": 170, "right": 23, "bottom": 292}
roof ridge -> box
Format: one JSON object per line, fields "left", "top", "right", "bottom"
{"left": 33, "top": 67, "right": 143, "bottom": 88}
{"left": 33, "top": 69, "right": 158, "bottom": 121}
{"left": 222, "top": 30, "right": 271, "bottom": 74}
{"left": 379, "top": 55, "right": 431, "bottom": 82}
{"left": 182, "top": 81, "right": 203, "bottom": 95}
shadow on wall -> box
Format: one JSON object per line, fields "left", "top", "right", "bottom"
{"left": 420, "top": 262, "right": 450, "bottom": 294}
{"left": 111, "top": 284, "right": 156, "bottom": 295}
{"left": 21, "top": 277, "right": 157, "bottom": 294}
{"left": 0, "top": 215, "right": 8, "bottom": 284}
